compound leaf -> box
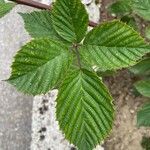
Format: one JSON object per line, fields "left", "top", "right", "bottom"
{"left": 57, "top": 68, "right": 114, "bottom": 150}
{"left": 8, "top": 38, "right": 72, "bottom": 95}
{"left": 20, "top": 11, "right": 61, "bottom": 40}
{"left": 135, "top": 80, "right": 150, "bottom": 98}
{"left": 0, "top": 2, "right": 15, "bottom": 18}
{"left": 80, "top": 20, "right": 150, "bottom": 71}
{"left": 137, "top": 102, "right": 150, "bottom": 127}
{"left": 132, "top": 0, "right": 150, "bottom": 21}
{"left": 51, "top": 0, "right": 88, "bottom": 43}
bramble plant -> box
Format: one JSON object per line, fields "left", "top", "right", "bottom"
{"left": 130, "top": 57, "right": 150, "bottom": 127}
{"left": 141, "top": 136, "right": 150, "bottom": 150}
{"left": 108, "top": 0, "right": 150, "bottom": 128}
{"left": 108, "top": 0, "right": 150, "bottom": 36}
{"left": 1, "top": 0, "right": 150, "bottom": 149}
{"left": 0, "top": 0, "right": 15, "bottom": 17}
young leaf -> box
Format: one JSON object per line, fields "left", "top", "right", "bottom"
{"left": 129, "top": 58, "right": 150, "bottom": 76}
{"left": 132, "top": 0, "right": 150, "bottom": 21}
{"left": 19, "top": 11, "right": 61, "bottom": 40}
{"left": 134, "top": 80, "right": 150, "bottom": 98}
{"left": 56, "top": 68, "right": 114, "bottom": 150}
{"left": 8, "top": 38, "right": 72, "bottom": 95}
{"left": 0, "top": 2, "right": 15, "bottom": 18}
{"left": 51, "top": 0, "right": 88, "bottom": 43}
{"left": 80, "top": 20, "right": 150, "bottom": 71}
{"left": 137, "top": 102, "right": 150, "bottom": 127}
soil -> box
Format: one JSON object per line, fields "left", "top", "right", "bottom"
{"left": 104, "top": 70, "right": 150, "bottom": 150}
{"left": 99, "top": 1, "right": 150, "bottom": 150}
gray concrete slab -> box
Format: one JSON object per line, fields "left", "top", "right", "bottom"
{"left": 0, "top": 5, "right": 34, "bottom": 150}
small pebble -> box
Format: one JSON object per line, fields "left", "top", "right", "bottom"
{"left": 42, "top": 99, "right": 48, "bottom": 103}
{"left": 40, "top": 135, "right": 45, "bottom": 141}
{"left": 41, "top": 127, "right": 46, "bottom": 132}
{"left": 130, "top": 109, "right": 134, "bottom": 114}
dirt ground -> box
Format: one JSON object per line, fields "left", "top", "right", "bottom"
{"left": 98, "top": 0, "right": 150, "bottom": 150}
{"left": 104, "top": 70, "right": 150, "bottom": 150}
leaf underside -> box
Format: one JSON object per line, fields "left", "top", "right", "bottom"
{"left": 137, "top": 102, "right": 150, "bottom": 127}
{"left": 57, "top": 68, "right": 114, "bottom": 150}
{"left": 80, "top": 21, "right": 150, "bottom": 71}
{"left": 51, "top": 0, "right": 88, "bottom": 43}
{"left": 8, "top": 39, "right": 72, "bottom": 95}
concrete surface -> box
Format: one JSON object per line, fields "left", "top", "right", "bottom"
{"left": 0, "top": 5, "right": 34, "bottom": 150}
{"left": 31, "top": 91, "right": 104, "bottom": 150}
{"left": 31, "top": 90, "right": 73, "bottom": 150}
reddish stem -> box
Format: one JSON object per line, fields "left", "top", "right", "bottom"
{"left": 10, "top": 0, "right": 98, "bottom": 27}
{"left": 12, "top": 0, "right": 51, "bottom": 9}
{"left": 89, "top": 21, "right": 98, "bottom": 27}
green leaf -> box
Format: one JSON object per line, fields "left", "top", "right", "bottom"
{"left": 8, "top": 38, "right": 72, "bottom": 95}
{"left": 108, "top": 0, "right": 132, "bottom": 16}
{"left": 121, "top": 15, "right": 138, "bottom": 31}
{"left": 141, "top": 136, "right": 150, "bottom": 149}
{"left": 96, "top": 69, "right": 117, "bottom": 77}
{"left": 51, "top": 0, "right": 88, "bottom": 43}
{"left": 0, "top": 2, "right": 15, "bottom": 18}
{"left": 56, "top": 68, "right": 114, "bottom": 150}
{"left": 134, "top": 80, "right": 150, "bottom": 98}
{"left": 132, "top": 0, "right": 150, "bottom": 21}
{"left": 129, "top": 58, "right": 150, "bottom": 76}
{"left": 80, "top": 20, "right": 150, "bottom": 71}
{"left": 137, "top": 102, "right": 150, "bottom": 127}
{"left": 145, "top": 26, "right": 150, "bottom": 40}
{"left": 19, "top": 11, "right": 61, "bottom": 40}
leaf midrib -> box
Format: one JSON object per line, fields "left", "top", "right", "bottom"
{"left": 75, "top": 71, "right": 100, "bottom": 148}
{"left": 76, "top": 71, "right": 92, "bottom": 148}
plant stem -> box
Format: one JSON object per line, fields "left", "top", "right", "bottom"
{"left": 73, "top": 44, "right": 81, "bottom": 68}
{"left": 10, "top": 0, "right": 51, "bottom": 9}
{"left": 89, "top": 21, "right": 98, "bottom": 27}
{"left": 10, "top": 0, "right": 98, "bottom": 27}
